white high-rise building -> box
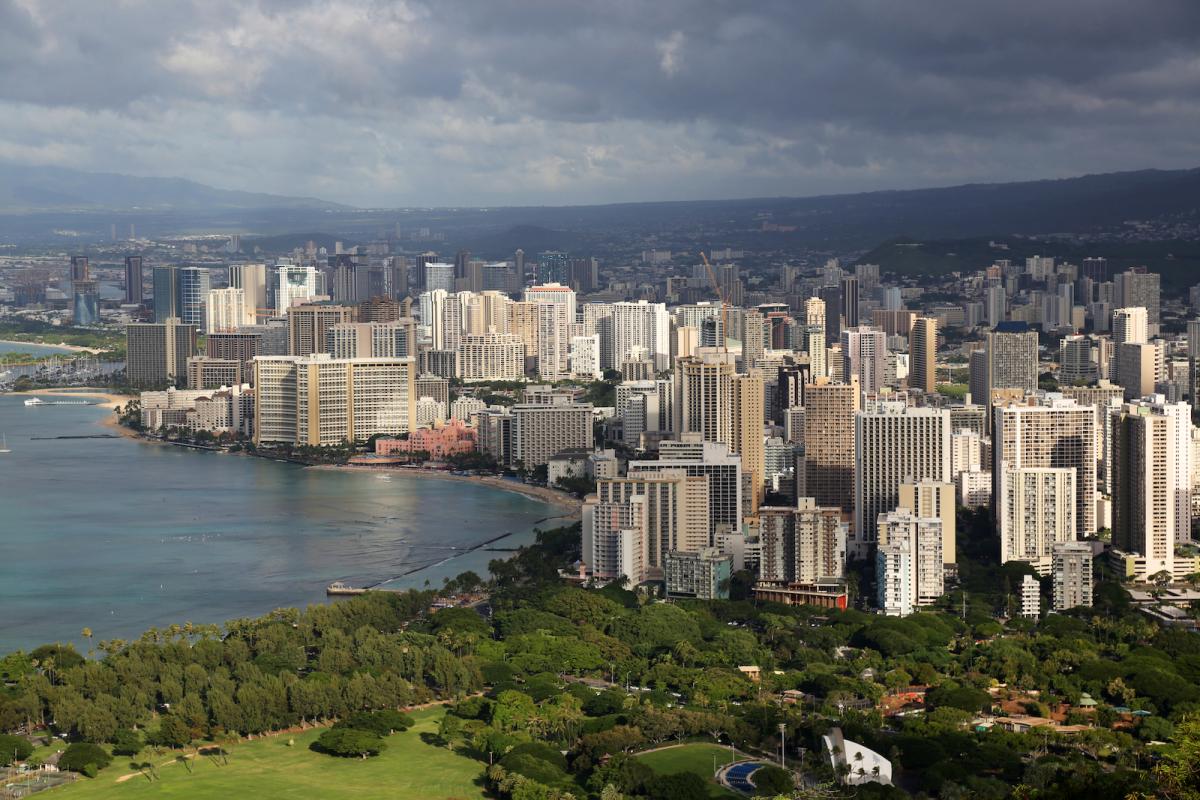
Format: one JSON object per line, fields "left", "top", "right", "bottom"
{"left": 617, "top": 379, "right": 674, "bottom": 446}
{"left": 1052, "top": 542, "right": 1094, "bottom": 611}
{"left": 418, "top": 289, "right": 469, "bottom": 354}
{"left": 459, "top": 334, "right": 526, "bottom": 381}
{"left": 999, "top": 466, "right": 1076, "bottom": 573}
{"left": 424, "top": 262, "right": 455, "bottom": 293}
{"left": 876, "top": 509, "right": 943, "bottom": 616}
{"left": 804, "top": 326, "right": 827, "bottom": 380}
{"left": 586, "top": 470, "right": 709, "bottom": 573}
{"left": 1026, "top": 255, "right": 1055, "bottom": 280}
{"left": 840, "top": 326, "right": 887, "bottom": 395}
{"left": 252, "top": 354, "right": 415, "bottom": 445}
{"left": 951, "top": 428, "right": 983, "bottom": 478}
{"left": 993, "top": 394, "right": 1097, "bottom": 538}
{"left": 629, "top": 433, "right": 742, "bottom": 541}
{"left": 758, "top": 500, "right": 847, "bottom": 583}
{"left": 1112, "top": 396, "right": 1191, "bottom": 578}
{"left": 415, "top": 291, "right": 448, "bottom": 347}
{"left": 1020, "top": 574, "right": 1041, "bottom": 620}
{"left": 985, "top": 284, "right": 1006, "bottom": 328}
{"left": 465, "top": 291, "right": 511, "bottom": 335}
{"left": 275, "top": 263, "right": 318, "bottom": 316}
{"left": 525, "top": 282, "right": 577, "bottom": 322}
{"left": 582, "top": 494, "right": 650, "bottom": 585}
{"left": 415, "top": 396, "right": 446, "bottom": 429}
{"left": 450, "top": 396, "right": 486, "bottom": 423}
{"left": 229, "top": 263, "right": 268, "bottom": 323}
{"left": 854, "top": 402, "right": 951, "bottom": 552}
{"left": 205, "top": 287, "right": 253, "bottom": 333}
{"left": 898, "top": 480, "right": 957, "bottom": 566}
{"left": 440, "top": 292, "right": 469, "bottom": 353}
{"left": 569, "top": 334, "right": 602, "bottom": 379}
{"left": 1058, "top": 335, "right": 1098, "bottom": 384}
{"left": 611, "top": 301, "right": 671, "bottom": 373}
{"left": 1112, "top": 306, "right": 1148, "bottom": 345}
{"left": 532, "top": 302, "right": 569, "bottom": 380}
{"left": 510, "top": 401, "right": 593, "bottom": 468}
{"left": 517, "top": 285, "right": 573, "bottom": 380}
{"left": 675, "top": 349, "right": 736, "bottom": 446}
{"left": 328, "top": 321, "right": 416, "bottom": 359}
{"left": 804, "top": 297, "right": 826, "bottom": 332}
{"left": 1114, "top": 270, "right": 1160, "bottom": 331}
{"left": 674, "top": 302, "right": 721, "bottom": 333}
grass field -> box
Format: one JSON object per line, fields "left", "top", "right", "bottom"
{"left": 635, "top": 743, "right": 741, "bottom": 798}
{"left": 47, "top": 708, "right": 488, "bottom": 800}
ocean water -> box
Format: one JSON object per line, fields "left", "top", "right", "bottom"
{"left": 0, "top": 341, "right": 76, "bottom": 357}
{"left": 0, "top": 396, "right": 562, "bottom": 653}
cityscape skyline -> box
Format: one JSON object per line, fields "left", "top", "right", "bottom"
{"left": 7, "top": 5, "right": 1200, "bottom": 792}
{"left": 7, "top": 187, "right": 1200, "bottom": 797}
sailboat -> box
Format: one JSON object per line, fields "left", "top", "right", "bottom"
{"left": 0, "top": 434, "right": 10, "bottom": 453}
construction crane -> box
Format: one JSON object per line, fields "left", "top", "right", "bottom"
{"left": 698, "top": 251, "right": 729, "bottom": 352}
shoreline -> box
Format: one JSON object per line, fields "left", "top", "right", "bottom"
{"left": 0, "top": 338, "right": 106, "bottom": 355}
{"left": 5, "top": 388, "right": 581, "bottom": 516}
{"left": 6, "top": 385, "right": 580, "bottom": 513}
{"left": 307, "top": 463, "right": 582, "bottom": 515}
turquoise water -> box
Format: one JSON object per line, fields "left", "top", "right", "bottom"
{"left": 0, "top": 396, "right": 562, "bottom": 653}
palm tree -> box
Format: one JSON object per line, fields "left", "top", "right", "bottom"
{"left": 672, "top": 640, "right": 700, "bottom": 668}
{"left": 38, "top": 656, "right": 56, "bottom": 685}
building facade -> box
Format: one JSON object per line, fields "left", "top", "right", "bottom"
{"left": 126, "top": 318, "right": 197, "bottom": 388}
{"left": 253, "top": 355, "right": 416, "bottom": 445}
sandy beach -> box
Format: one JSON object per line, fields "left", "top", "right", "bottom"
{"left": 0, "top": 338, "right": 107, "bottom": 355}
{"left": 309, "top": 463, "right": 582, "bottom": 515}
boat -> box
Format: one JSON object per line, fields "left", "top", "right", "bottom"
{"left": 326, "top": 581, "right": 368, "bottom": 596}
{"left": 24, "top": 397, "right": 90, "bottom": 406}
{"left": 0, "top": 434, "right": 9, "bottom": 453}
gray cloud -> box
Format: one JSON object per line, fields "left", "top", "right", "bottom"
{"left": 2, "top": 0, "right": 1200, "bottom": 206}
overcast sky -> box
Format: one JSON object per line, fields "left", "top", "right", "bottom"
{"left": 4, "top": 0, "right": 1200, "bottom": 207}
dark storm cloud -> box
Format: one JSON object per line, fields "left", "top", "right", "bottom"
{"left": 2, "top": 0, "right": 1199, "bottom": 205}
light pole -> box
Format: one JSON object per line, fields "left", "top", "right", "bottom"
{"left": 778, "top": 723, "right": 786, "bottom": 768}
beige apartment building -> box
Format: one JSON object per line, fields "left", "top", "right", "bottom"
{"left": 253, "top": 354, "right": 415, "bottom": 446}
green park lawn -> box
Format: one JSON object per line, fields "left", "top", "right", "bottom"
{"left": 48, "top": 708, "right": 487, "bottom": 800}
{"left": 635, "top": 742, "right": 741, "bottom": 798}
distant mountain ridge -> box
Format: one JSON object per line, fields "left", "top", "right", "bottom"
{"left": 3, "top": 164, "right": 1200, "bottom": 252}
{"left": 0, "top": 163, "right": 348, "bottom": 212}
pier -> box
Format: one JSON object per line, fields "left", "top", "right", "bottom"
{"left": 326, "top": 530, "right": 523, "bottom": 595}
{"left": 30, "top": 434, "right": 121, "bottom": 440}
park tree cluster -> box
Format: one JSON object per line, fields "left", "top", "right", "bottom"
{"left": 2, "top": 523, "right": 1200, "bottom": 798}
